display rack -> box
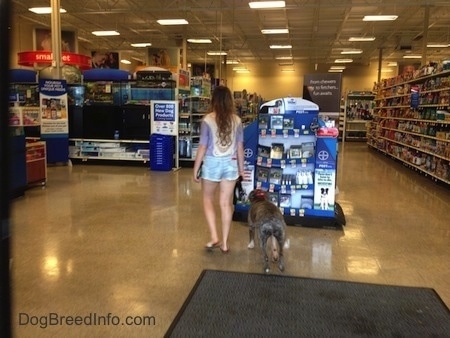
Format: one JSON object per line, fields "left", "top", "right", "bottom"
{"left": 369, "top": 68, "right": 450, "bottom": 186}
{"left": 338, "top": 100, "right": 345, "bottom": 140}
{"left": 178, "top": 76, "right": 211, "bottom": 161}
{"left": 342, "top": 91, "right": 375, "bottom": 141}
{"left": 69, "top": 139, "right": 149, "bottom": 162}
{"left": 9, "top": 70, "right": 40, "bottom": 197}
{"left": 69, "top": 69, "right": 177, "bottom": 164}
{"left": 233, "top": 97, "right": 345, "bottom": 229}
{"left": 26, "top": 139, "right": 47, "bottom": 186}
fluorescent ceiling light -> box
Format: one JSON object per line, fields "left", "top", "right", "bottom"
{"left": 270, "top": 45, "right": 292, "bottom": 49}
{"left": 157, "top": 19, "right": 188, "bottom": 25}
{"left": 225, "top": 59, "right": 240, "bottom": 64}
{"left": 275, "top": 56, "right": 293, "bottom": 60}
{"left": 233, "top": 67, "right": 248, "bottom": 71}
{"left": 261, "top": 29, "right": 289, "bottom": 34}
{"left": 363, "top": 15, "right": 398, "bottom": 21}
{"left": 341, "top": 49, "right": 363, "bottom": 54}
{"left": 335, "top": 59, "right": 353, "bottom": 63}
{"left": 92, "top": 31, "right": 120, "bottom": 36}
{"left": 207, "top": 51, "right": 227, "bottom": 55}
{"left": 330, "top": 66, "right": 346, "bottom": 70}
{"left": 120, "top": 59, "right": 131, "bottom": 64}
{"left": 131, "top": 43, "right": 152, "bottom": 47}
{"left": 403, "top": 55, "right": 422, "bottom": 59}
{"left": 349, "top": 36, "right": 376, "bottom": 42}
{"left": 187, "top": 38, "right": 212, "bottom": 43}
{"left": 387, "top": 62, "right": 398, "bottom": 66}
{"left": 427, "top": 43, "right": 449, "bottom": 48}
{"left": 249, "top": 1, "right": 285, "bottom": 9}
{"left": 328, "top": 69, "right": 343, "bottom": 73}
{"left": 29, "top": 7, "right": 66, "bottom": 14}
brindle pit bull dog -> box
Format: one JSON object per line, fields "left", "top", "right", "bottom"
{"left": 247, "top": 189, "right": 286, "bottom": 273}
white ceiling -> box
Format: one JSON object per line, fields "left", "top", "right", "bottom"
{"left": 11, "top": 0, "right": 450, "bottom": 68}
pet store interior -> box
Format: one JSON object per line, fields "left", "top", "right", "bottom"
{"left": 2, "top": 0, "right": 450, "bottom": 336}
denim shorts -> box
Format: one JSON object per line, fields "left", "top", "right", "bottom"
{"left": 201, "top": 155, "right": 239, "bottom": 182}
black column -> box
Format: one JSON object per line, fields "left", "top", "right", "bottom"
{"left": 0, "top": 0, "right": 12, "bottom": 336}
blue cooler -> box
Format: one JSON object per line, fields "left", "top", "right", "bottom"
{"left": 150, "top": 134, "right": 174, "bottom": 171}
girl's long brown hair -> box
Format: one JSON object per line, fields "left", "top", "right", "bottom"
{"left": 210, "top": 86, "right": 235, "bottom": 147}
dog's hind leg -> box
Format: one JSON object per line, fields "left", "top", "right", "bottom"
{"left": 274, "top": 230, "right": 285, "bottom": 272}
{"left": 248, "top": 225, "right": 255, "bottom": 249}
{"left": 260, "top": 232, "right": 270, "bottom": 273}
{"left": 271, "top": 236, "right": 279, "bottom": 262}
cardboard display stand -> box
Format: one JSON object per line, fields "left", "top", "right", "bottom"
{"left": 233, "top": 97, "right": 346, "bottom": 229}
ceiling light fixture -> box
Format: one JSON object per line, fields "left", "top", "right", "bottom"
{"left": 29, "top": 7, "right": 66, "bottom": 14}
{"left": 328, "top": 69, "right": 343, "bottom": 73}
{"left": 261, "top": 29, "right": 289, "bottom": 34}
{"left": 363, "top": 15, "right": 398, "bottom": 21}
{"left": 131, "top": 43, "right": 152, "bottom": 47}
{"left": 233, "top": 67, "right": 248, "bottom": 71}
{"left": 387, "top": 62, "right": 398, "bottom": 66}
{"left": 427, "top": 43, "right": 450, "bottom": 48}
{"left": 330, "top": 66, "right": 346, "bottom": 70}
{"left": 249, "top": 1, "right": 286, "bottom": 9}
{"left": 334, "top": 59, "right": 353, "bottom": 63}
{"left": 275, "top": 56, "right": 293, "bottom": 60}
{"left": 207, "top": 51, "right": 227, "bottom": 56}
{"left": 225, "top": 59, "right": 240, "bottom": 64}
{"left": 403, "top": 55, "right": 422, "bottom": 59}
{"left": 92, "top": 31, "right": 120, "bottom": 36}
{"left": 270, "top": 45, "right": 292, "bottom": 49}
{"left": 187, "top": 38, "right": 212, "bottom": 43}
{"left": 341, "top": 49, "right": 363, "bottom": 54}
{"left": 157, "top": 19, "right": 189, "bottom": 25}
{"left": 348, "top": 36, "right": 376, "bottom": 42}
{"left": 120, "top": 59, "right": 131, "bottom": 64}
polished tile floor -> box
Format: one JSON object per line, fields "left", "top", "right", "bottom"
{"left": 10, "top": 142, "right": 450, "bottom": 337}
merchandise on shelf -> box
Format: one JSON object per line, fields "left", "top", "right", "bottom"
{"left": 342, "top": 91, "right": 375, "bottom": 141}
{"left": 69, "top": 139, "right": 150, "bottom": 162}
{"left": 178, "top": 77, "right": 212, "bottom": 160}
{"left": 251, "top": 97, "right": 340, "bottom": 223}
{"left": 369, "top": 66, "right": 450, "bottom": 185}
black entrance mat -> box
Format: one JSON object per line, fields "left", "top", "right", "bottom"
{"left": 165, "top": 270, "right": 450, "bottom": 337}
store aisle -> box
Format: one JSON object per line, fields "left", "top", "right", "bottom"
{"left": 10, "top": 143, "right": 450, "bottom": 337}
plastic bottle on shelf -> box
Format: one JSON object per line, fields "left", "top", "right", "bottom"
{"left": 114, "top": 130, "right": 119, "bottom": 140}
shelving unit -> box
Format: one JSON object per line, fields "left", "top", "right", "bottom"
{"left": 368, "top": 69, "right": 450, "bottom": 185}
{"left": 9, "top": 73, "right": 41, "bottom": 196}
{"left": 234, "top": 97, "right": 345, "bottom": 229}
{"left": 26, "top": 140, "right": 47, "bottom": 186}
{"left": 343, "top": 91, "right": 375, "bottom": 141}
{"left": 338, "top": 102, "right": 345, "bottom": 140}
{"left": 69, "top": 139, "right": 149, "bottom": 162}
{"left": 178, "top": 76, "right": 211, "bottom": 161}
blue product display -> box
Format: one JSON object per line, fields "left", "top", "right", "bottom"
{"left": 150, "top": 134, "right": 174, "bottom": 171}
{"left": 233, "top": 97, "right": 345, "bottom": 229}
